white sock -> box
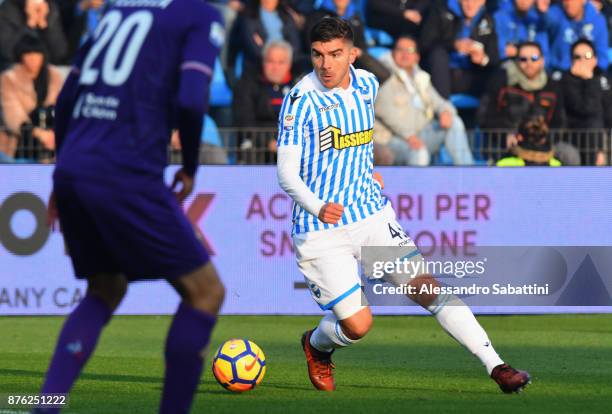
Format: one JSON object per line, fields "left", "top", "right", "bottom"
{"left": 309, "top": 313, "right": 360, "bottom": 353}
{"left": 429, "top": 294, "right": 504, "bottom": 375}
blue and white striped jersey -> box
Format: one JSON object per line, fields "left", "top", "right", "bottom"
{"left": 277, "top": 65, "right": 387, "bottom": 234}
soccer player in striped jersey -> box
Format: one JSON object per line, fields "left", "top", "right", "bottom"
{"left": 276, "top": 17, "right": 530, "bottom": 394}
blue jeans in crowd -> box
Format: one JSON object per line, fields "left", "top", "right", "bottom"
{"left": 385, "top": 116, "right": 474, "bottom": 166}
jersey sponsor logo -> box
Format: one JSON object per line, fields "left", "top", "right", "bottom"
{"left": 318, "top": 126, "right": 373, "bottom": 152}
{"left": 72, "top": 92, "right": 119, "bottom": 121}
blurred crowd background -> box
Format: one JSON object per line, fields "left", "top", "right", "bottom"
{"left": 1, "top": 0, "right": 612, "bottom": 166}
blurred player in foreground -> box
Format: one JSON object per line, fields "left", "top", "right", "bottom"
{"left": 276, "top": 17, "right": 530, "bottom": 394}
{"left": 39, "top": 1, "right": 225, "bottom": 413}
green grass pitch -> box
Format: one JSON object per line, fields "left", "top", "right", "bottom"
{"left": 1, "top": 315, "right": 611, "bottom": 413}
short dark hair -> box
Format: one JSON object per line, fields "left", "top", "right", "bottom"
{"left": 517, "top": 41, "right": 543, "bottom": 56}
{"left": 13, "top": 33, "right": 46, "bottom": 61}
{"left": 393, "top": 35, "right": 419, "bottom": 52}
{"left": 571, "top": 38, "right": 596, "bottom": 58}
{"left": 518, "top": 114, "right": 549, "bottom": 146}
{"left": 310, "top": 17, "right": 353, "bottom": 44}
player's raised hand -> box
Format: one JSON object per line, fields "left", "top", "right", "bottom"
{"left": 373, "top": 171, "right": 384, "bottom": 189}
{"left": 318, "top": 202, "right": 344, "bottom": 224}
{"left": 171, "top": 168, "right": 194, "bottom": 203}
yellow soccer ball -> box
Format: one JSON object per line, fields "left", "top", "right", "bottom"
{"left": 212, "top": 339, "right": 266, "bottom": 392}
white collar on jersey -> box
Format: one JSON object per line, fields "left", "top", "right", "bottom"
{"left": 312, "top": 65, "right": 360, "bottom": 94}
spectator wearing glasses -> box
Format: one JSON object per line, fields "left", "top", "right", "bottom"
{"left": 374, "top": 36, "right": 474, "bottom": 166}
{"left": 478, "top": 41, "right": 583, "bottom": 164}
{"left": 479, "top": 41, "right": 565, "bottom": 131}
{"left": 419, "top": 0, "right": 500, "bottom": 98}
{"left": 538, "top": 0, "right": 609, "bottom": 71}
{"left": 556, "top": 38, "right": 612, "bottom": 165}
{"left": 493, "top": 0, "right": 549, "bottom": 62}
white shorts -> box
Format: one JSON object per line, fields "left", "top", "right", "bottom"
{"left": 293, "top": 203, "right": 421, "bottom": 320}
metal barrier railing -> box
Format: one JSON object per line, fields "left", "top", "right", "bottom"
{"left": 470, "top": 128, "right": 610, "bottom": 166}
{"left": 1, "top": 126, "right": 610, "bottom": 166}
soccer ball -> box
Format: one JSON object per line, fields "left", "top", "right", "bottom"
{"left": 212, "top": 339, "right": 266, "bottom": 392}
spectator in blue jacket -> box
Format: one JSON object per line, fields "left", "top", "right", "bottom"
{"left": 540, "top": 0, "right": 609, "bottom": 71}
{"left": 494, "top": 0, "right": 549, "bottom": 62}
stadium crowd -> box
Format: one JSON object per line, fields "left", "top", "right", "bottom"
{"left": 1, "top": 0, "right": 612, "bottom": 165}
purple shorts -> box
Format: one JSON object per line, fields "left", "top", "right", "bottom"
{"left": 53, "top": 173, "right": 209, "bottom": 280}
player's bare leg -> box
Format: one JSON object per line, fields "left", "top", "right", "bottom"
{"left": 160, "top": 262, "right": 225, "bottom": 413}
{"left": 303, "top": 307, "right": 373, "bottom": 391}
{"left": 406, "top": 275, "right": 531, "bottom": 393}
{"left": 37, "top": 274, "right": 128, "bottom": 413}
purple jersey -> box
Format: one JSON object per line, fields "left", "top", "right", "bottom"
{"left": 55, "top": 0, "right": 223, "bottom": 180}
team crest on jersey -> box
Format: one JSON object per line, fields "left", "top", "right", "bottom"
{"left": 309, "top": 283, "right": 321, "bottom": 298}
{"left": 209, "top": 21, "right": 225, "bottom": 49}
{"left": 359, "top": 85, "right": 370, "bottom": 95}
{"left": 477, "top": 19, "right": 492, "bottom": 36}
{"left": 319, "top": 125, "right": 373, "bottom": 152}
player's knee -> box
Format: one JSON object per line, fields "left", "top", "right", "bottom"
{"left": 339, "top": 308, "right": 373, "bottom": 340}
{"left": 205, "top": 276, "right": 225, "bottom": 308}
{"left": 87, "top": 274, "right": 128, "bottom": 311}
{"left": 175, "top": 262, "right": 225, "bottom": 313}
{"left": 407, "top": 274, "right": 439, "bottom": 307}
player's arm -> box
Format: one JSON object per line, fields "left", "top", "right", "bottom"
{"left": 48, "top": 39, "right": 93, "bottom": 229}
{"left": 277, "top": 146, "right": 342, "bottom": 224}
{"left": 276, "top": 94, "right": 342, "bottom": 224}
{"left": 53, "top": 38, "right": 92, "bottom": 155}
{"left": 173, "top": 11, "right": 224, "bottom": 200}
{"left": 48, "top": 65, "right": 80, "bottom": 228}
